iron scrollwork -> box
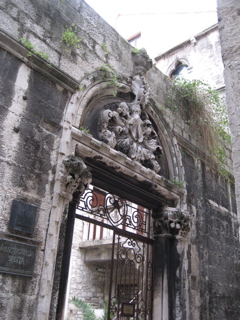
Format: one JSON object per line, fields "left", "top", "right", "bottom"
{"left": 109, "top": 234, "right": 152, "bottom": 320}
{"left": 78, "top": 188, "right": 150, "bottom": 236}
{"left": 118, "top": 238, "right": 144, "bottom": 267}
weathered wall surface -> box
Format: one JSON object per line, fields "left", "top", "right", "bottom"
{"left": 182, "top": 150, "right": 239, "bottom": 319}
{"left": 0, "top": 48, "right": 69, "bottom": 319}
{"left": 0, "top": 0, "right": 239, "bottom": 320}
{"left": 0, "top": 1, "right": 138, "bottom": 318}
{"left": 155, "top": 24, "right": 225, "bottom": 91}
{"left": 216, "top": 3, "right": 240, "bottom": 316}
{"left": 217, "top": 0, "right": 240, "bottom": 216}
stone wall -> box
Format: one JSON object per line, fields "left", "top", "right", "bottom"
{"left": 217, "top": 0, "right": 240, "bottom": 216}
{"left": 0, "top": 0, "right": 239, "bottom": 320}
{"left": 0, "top": 47, "right": 69, "bottom": 319}
{"left": 0, "top": 1, "right": 137, "bottom": 318}
{"left": 216, "top": 3, "right": 240, "bottom": 317}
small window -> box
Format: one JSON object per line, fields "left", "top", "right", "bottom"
{"left": 128, "top": 32, "right": 141, "bottom": 48}
{"left": 170, "top": 62, "right": 188, "bottom": 80}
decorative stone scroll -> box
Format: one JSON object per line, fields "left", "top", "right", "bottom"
{"left": 59, "top": 155, "right": 92, "bottom": 201}
{"left": 98, "top": 75, "right": 163, "bottom": 173}
{"left": 154, "top": 207, "right": 190, "bottom": 235}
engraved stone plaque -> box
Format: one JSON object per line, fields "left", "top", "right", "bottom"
{"left": 8, "top": 200, "right": 37, "bottom": 235}
{"left": 0, "top": 239, "right": 36, "bottom": 277}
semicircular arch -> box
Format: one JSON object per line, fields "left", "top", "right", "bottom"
{"left": 69, "top": 72, "right": 185, "bottom": 206}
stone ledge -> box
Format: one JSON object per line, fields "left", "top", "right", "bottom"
{"left": 0, "top": 30, "right": 79, "bottom": 93}
{"left": 72, "top": 128, "right": 184, "bottom": 205}
{"left": 79, "top": 239, "right": 112, "bottom": 249}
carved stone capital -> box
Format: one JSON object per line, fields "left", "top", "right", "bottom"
{"left": 154, "top": 207, "right": 190, "bottom": 235}
{"left": 59, "top": 155, "right": 92, "bottom": 201}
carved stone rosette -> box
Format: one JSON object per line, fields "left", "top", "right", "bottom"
{"left": 59, "top": 155, "right": 92, "bottom": 201}
{"left": 97, "top": 75, "right": 163, "bottom": 173}
{"left": 154, "top": 207, "right": 190, "bottom": 235}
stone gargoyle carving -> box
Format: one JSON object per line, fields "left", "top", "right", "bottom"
{"left": 97, "top": 75, "right": 163, "bottom": 173}
{"left": 59, "top": 155, "right": 92, "bottom": 201}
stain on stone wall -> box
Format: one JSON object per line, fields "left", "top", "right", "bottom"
{"left": 182, "top": 147, "right": 240, "bottom": 320}
{"left": 11, "top": 68, "right": 69, "bottom": 197}
{"left": 0, "top": 49, "right": 22, "bottom": 156}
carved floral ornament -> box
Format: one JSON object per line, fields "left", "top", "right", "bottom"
{"left": 97, "top": 75, "right": 163, "bottom": 173}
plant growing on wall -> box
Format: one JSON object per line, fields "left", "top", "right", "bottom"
{"left": 101, "top": 43, "right": 109, "bottom": 53}
{"left": 61, "top": 24, "right": 82, "bottom": 48}
{"left": 98, "top": 64, "right": 121, "bottom": 96}
{"left": 167, "top": 78, "right": 230, "bottom": 140}
{"left": 79, "top": 126, "right": 89, "bottom": 133}
{"left": 20, "top": 38, "right": 49, "bottom": 60}
{"left": 170, "top": 179, "right": 184, "bottom": 189}
{"left": 131, "top": 47, "right": 140, "bottom": 54}
{"left": 166, "top": 78, "right": 231, "bottom": 179}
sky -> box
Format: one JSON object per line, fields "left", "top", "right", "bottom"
{"left": 85, "top": 0, "right": 217, "bottom": 25}
{"left": 85, "top": 0, "right": 218, "bottom": 57}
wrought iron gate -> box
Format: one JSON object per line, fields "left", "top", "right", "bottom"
{"left": 75, "top": 185, "right": 154, "bottom": 320}
{"left": 109, "top": 233, "right": 153, "bottom": 320}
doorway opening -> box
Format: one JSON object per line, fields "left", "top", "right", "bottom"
{"left": 65, "top": 184, "right": 154, "bottom": 320}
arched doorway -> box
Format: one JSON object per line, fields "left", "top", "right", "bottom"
{"left": 52, "top": 73, "right": 189, "bottom": 320}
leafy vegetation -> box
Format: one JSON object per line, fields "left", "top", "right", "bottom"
{"left": 79, "top": 126, "right": 89, "bottom": 133}
{"left": 98, "top": 64, "right": 121, "bottom": 96}
{"left": 101, "top": 43, "right": 109, "bottom": 53}
{"left": 131, "top": 47, "right": 140, "bottom": 54}
{"left": 70, "top": 297, "right": 108, "bottom": 320}
{"left": 20, "top": 38, "right": 49, "bottom": 60}
{"left": 61, "top": 24, "right": 82, "bottom": 48}
{"left": 167, "top": 78, "right": 231, "bottom": 179}
{"left": 167, "top": 78, "right": 230, "bottom": 141}
{"left": 170, "top": 179, "right": 184, "bottom": 189}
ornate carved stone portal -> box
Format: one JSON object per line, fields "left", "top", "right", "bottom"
{"left": 97, "top": 75, "right": 163, "bottom": 173}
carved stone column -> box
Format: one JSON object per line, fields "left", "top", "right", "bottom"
{"left": 152, "top": 207, "right": 190, "bottom": 320}
{"left": 51, "top": 156, "right": 92, "bottom": 320}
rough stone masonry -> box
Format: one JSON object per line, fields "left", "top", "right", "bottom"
{"left": 0, "top": 0, "right": 239, "bottom": 319}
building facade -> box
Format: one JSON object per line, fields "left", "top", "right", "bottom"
{"left": 155, "top": 24, "right": 225, "bottom": 92}
{"left": 0, "top": 1, "right": 239, "bottom": 320}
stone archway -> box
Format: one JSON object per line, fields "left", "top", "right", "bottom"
{"left": 46, "top": 71, "right": 189, "bottom": 320}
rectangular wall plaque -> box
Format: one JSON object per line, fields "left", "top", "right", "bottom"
{"left": 121, "top": 303, "right": 135, "bottom": 317}
{"left": 0, "top": 239, "right": 36, "bottom": 277}
{"left": 8, "top": 200, "right": 37, "bottom": 235}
